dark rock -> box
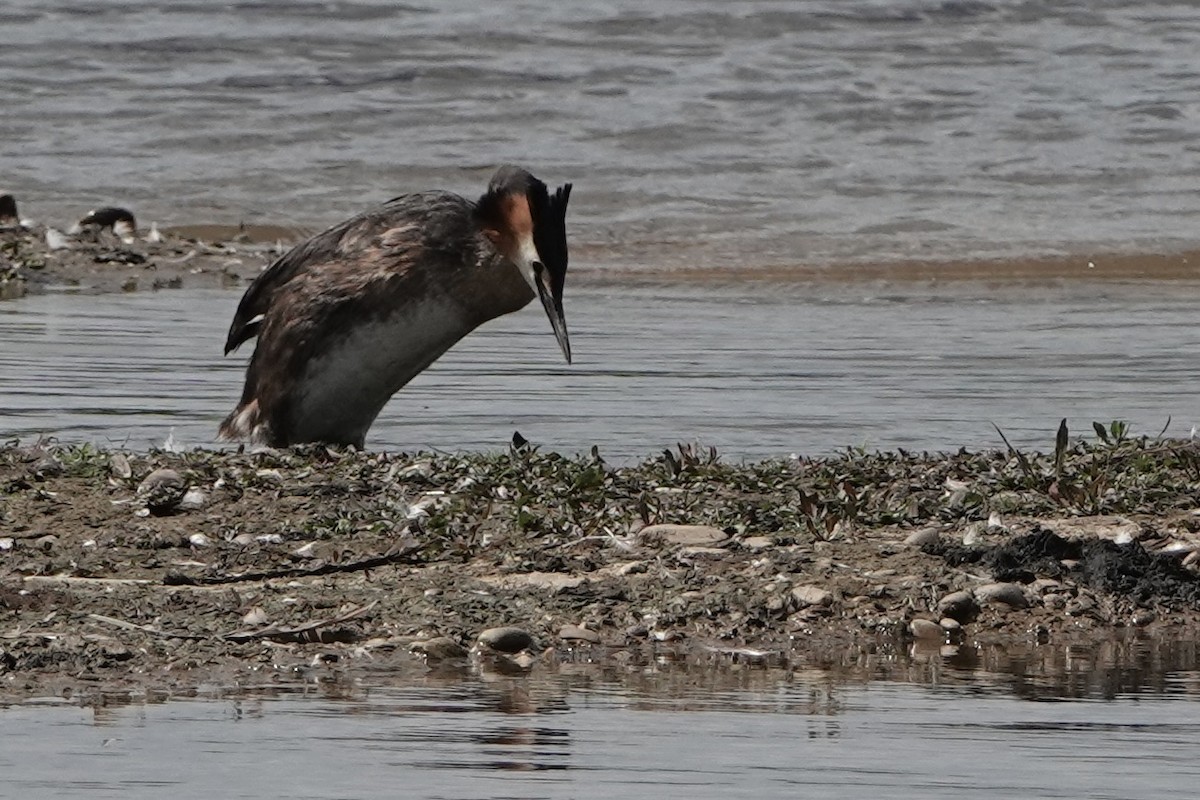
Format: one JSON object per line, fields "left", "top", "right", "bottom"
{"left": 937, "top": 590, "right": 979, "bottom": 623}
{"left": 477, "top": 626, "right": 535, "bottom": 654}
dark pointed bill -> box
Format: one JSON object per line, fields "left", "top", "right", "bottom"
{"left": 533, "top": 263, "right": 571, "bottom": 363}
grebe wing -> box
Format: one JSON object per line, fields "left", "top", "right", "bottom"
{"left": 222, "top": 192, "right": 466, "bottom": 354}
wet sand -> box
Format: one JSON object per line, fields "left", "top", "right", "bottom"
{"left": 1, "top": 223, "right": 282, "bottom": 299}
{"left": 5, "top": 218, "right": 1200, "bottom": 302}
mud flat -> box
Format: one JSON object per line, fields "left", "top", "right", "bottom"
{"left": 1, "top": 222, "right": 282, "bottom": 299}
{"left": 3, "top": 433, "right": 1200, "bottom": 701}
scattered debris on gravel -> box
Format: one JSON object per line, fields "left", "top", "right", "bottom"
{"left": 2, "top": 211, "right": 284, "bottom": 299}
{"left": 4, "top": 428, "right": 1200, "bottom": 700}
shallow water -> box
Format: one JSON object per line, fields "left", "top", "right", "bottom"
{"left": 3, "top": 281, "right": 1200, "bottom": 459}
{"left": 4, "top": 1, "right": 1200, "bottom": 267}
{"left": 3, "top": 655, "right": 1200, "bottom": 800}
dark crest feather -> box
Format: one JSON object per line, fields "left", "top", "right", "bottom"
{"left": 532, "top": 182, "right": 571, "bottom": 279}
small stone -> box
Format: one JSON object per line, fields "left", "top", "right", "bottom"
{"left": 1043, "top": 594, "right": 1067, "bottom": 610}
{"left": 639, "top": 524, "right": 728, "bottom": 547}
{"left": 742, "top": 536, "right": 774, "bottom": 551}
{"left": 411, "top": 637, "right": 469, "bottom": 662}
{"left": 910, "top": 618, "right": 945, "bottom": 640}
{"left": 678, "top": 546, "right": 727, "bottom": 559}
{"left": 242, "top": 607, "right": 269, "bottom": 626}
{"left": 1132, "top": 610, "right": 1156, "bottom": 627}
{"left": 939, "top": 618, "right": 962, "bottom": 633}
{"left": 1066, "top": 595, "right": 1095, "bottom": 616}
{"left": 34, "top": 534, "right": 57, "bottom": 551}
{"left": 937, "top": 590, "right": 979, "bottom": 623}
{"left": 188, "top": 533, "right": 211, "bottom": 548}
{"left": 477, "top": 626, "right": 535, "bottom": 654}
{"left": 1031, "top": 578, "right": 1062, "bottom": 594}
{"left": 292, "top": 542, "right": 317, "bottom": 558}
{"left": 975, "top": 582, "right": 1028, "bottom": 608}
{"left": 0, "top": 537, "right": 13, "bottom": 551}
{"left": 32, "top": 456, "right": 64, "bottom": 478}
{"left": 255, "top": 469, "right": 284, "bottom": 485}
{"left": 558, "top": 625, "right": 601, "bottom": 644}
{"left": 231, "top": 533, "right": 256, "bottom": 546}
{"left": 510, "top": 652, "right": 538, "bottom": 670}
{"left": 177, "top": 487, "right": 207, "bottom": 510}
{"left": 109, "top": 453, "right": 133, "bottom": 480}
{"left": 101, "top": 644, "right": 133, "bottom": 661}
{"left": 137, "top": 468, "right": 187, "bottom": 514}
{"left": 791, "top": 585, "right": 834, "bottom": 608}
{"left": 904, "top": 527, "right": 941, "bottom": 547}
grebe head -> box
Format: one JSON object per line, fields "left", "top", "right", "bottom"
{"left": 476, "top": 165, "right": 573, "bottom": 363}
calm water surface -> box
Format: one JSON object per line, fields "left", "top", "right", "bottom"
{"left": 3, "top": 282, "right": 1200, "bottom": 459}
{"left": 3, "top": 659, "right": 1200, "bottom": 799}
{"left": 3, "top": 1, "right": 1200, "bottom": 267}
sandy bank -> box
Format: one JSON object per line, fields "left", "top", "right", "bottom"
{"left": 3, "top": 437, "right": 1200, "bottom": 701}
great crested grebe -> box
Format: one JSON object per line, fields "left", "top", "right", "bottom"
{"left": 219, "top": 165, "right": 573, "bottom": 449}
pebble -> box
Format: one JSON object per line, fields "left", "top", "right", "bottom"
{"left": 137, "top": 468, "right": 187, "bottom": 513}
{"left": 937, "top": 590, "right": 979, "bottom": 623}
{"left": 974, "top": 582, "right": 1028, "bottom": 608}
{"left": 109, "top": 453, "right": 133, "bottom": 480}
{"left": 1031, "top": 578, "right": 1062, "bottom": 594}
{"left": 241, "top": 607, "right": 269, "bottom": 626}
{"left": 742, "top": 536, "right": 775, "bottom": 551}
{"left": 0, "top": 538, "right": 13, "bottom": 551}
{"left": 639, "top": 524, "right": 728, "bottom": 547}
{"left": 1132, "top": 610, "right": 1156, "bottom": 627}
{"left": 187, "top": 533, "right": 211, "bottom": 548}
{"left": 410, "top": 637, "right": 469, "bottom": 662}
{"left": 558, "top": 625, "right": 601, "bottom": 644}
{"left": 791, "top": 585, "right": 834, "bottom": 608}
{"left": 939, "top": 618, "right": 962, "bottom": 633}
{"left": 910, "top": 618, "right": 945, "bottom": 640}
{"left": 1043, "top": 594, "right": 1068, "bottom": 610}
{"left": 678, "top": 546, "right": 727, "bottom": 559}
{"left": 178, "top": 487, "right": 207, "bottom": 511}
{"left": 477, "top": 626, "right": 535, "bottom": 654}
{"left": 1066, "top": 595, "right": 1096, "bottom": 616}
{"left": 904, "top": 527, "right": 941, "bottom": 547}
{"left": 34, "top": 534, "right": 57, "bottom": 551}
{"left": 254, "top": 468, "right": 284, "bottom": 485}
